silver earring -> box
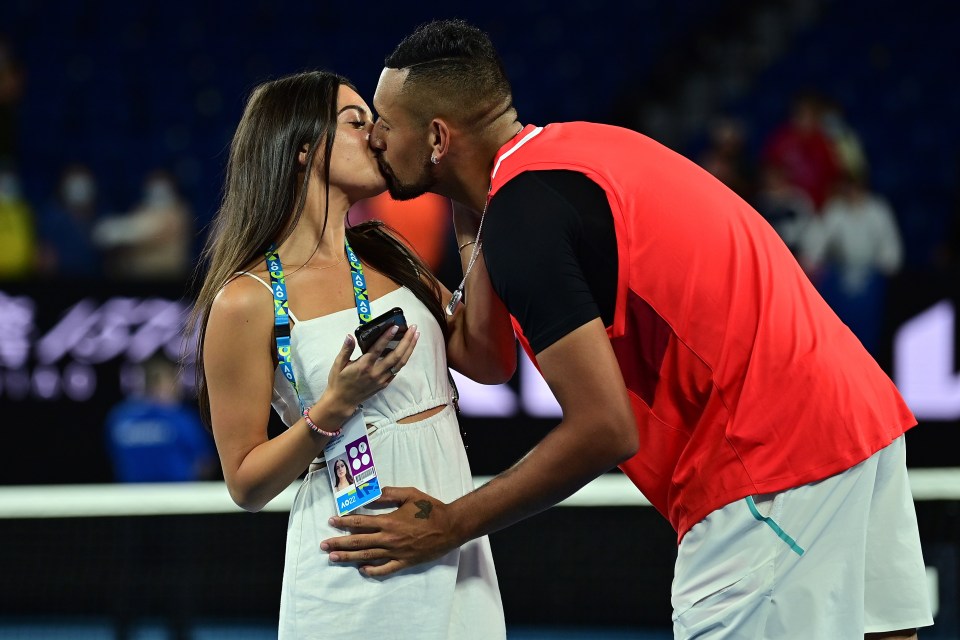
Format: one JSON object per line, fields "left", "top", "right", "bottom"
{"left": 430, "top": 155, "right": 439, "bottom": 165}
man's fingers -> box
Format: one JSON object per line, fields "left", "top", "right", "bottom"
{"left": 376, "top": 485, "right": 420, "bottom": 503}
{"left": 365, "top": 494, "right": 404, "bottom": 510}
{"left": 327, "top": 548, "right": 388, "bottom": 563}
{"left": 379, "top": 487, "right": 413, "bottom": 506}
{"left": 321, "top": 533, "right": 377, "bottom": 553}
{"left": 324, "top": 488, "right": 418, "bottom": 538}
{"left": 327, "top": 513, "right": 379, "bottom": 533}
{"left": 359, "top": 560, "right": 407, "bottom": 577}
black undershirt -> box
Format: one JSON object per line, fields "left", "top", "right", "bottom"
{"left": 482, "top": 170, "right": 618, "bottom": 355}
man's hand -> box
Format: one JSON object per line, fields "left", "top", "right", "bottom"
{"left": 321, "top": 486, "right": 462, "bottom": 577}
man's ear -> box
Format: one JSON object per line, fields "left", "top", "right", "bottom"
{"left": 430, "top": 119, "right": 450, "bottom": 162}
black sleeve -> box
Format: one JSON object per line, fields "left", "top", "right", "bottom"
{"left": 482, "top": 170, "right": 617, "bottom": 355}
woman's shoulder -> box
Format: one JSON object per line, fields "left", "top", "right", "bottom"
{"left": 209, "top": 271, "right": 275, "bottom": 329}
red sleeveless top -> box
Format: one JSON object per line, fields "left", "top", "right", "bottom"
{"left": 489, "top": 123, "right": 916, "bottom": 540}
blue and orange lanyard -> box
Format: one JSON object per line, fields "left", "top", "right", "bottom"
{"left": 266, "top": 237, "right": 370, "bottom": 410}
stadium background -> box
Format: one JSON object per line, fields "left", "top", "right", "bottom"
{"left": 0, "top": 0, "right": 958, "bottom": 638}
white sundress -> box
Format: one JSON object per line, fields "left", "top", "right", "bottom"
{"left": 239, "top": 274, "right": 505, "bottom": 640}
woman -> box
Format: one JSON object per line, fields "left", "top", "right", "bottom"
{"left": 192, "top": 71, "right": 516, "bottom": 639}
{"left": 331, "top": 458, "right": 354, "bottom": 492}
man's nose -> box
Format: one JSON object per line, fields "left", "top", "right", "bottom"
{"left": 368, "top": 121, "right": 384, "bottom": 151}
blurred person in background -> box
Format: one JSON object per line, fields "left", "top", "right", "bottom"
{"left": 191, "top": 70, "right": 513, "bottom": 639}
{"left": 93, "top": 169, "right": 192, "bottom": 281}
{"left": 105, "top": 353, "right": 216, "bottom": 483}
{"left": 761, "top": 90, "right": 841, "bottom": 212}
{"left": 821, "top": 96, "right": 869, "bottom": 181}
{"left": 38, "top": 163, "right": 102, "bottom": 278}
{"left": 801, "top": 169, "right": 904, "bottom": 356}
{"left": 0, "top": 36, "right": 24, "bottom": 165}
{"left": 697, "top": 115, "right": 755, "bottom": 201}
{"left": 752, "top": 161, "right": 818, "bottom": 261}
{"left": 0, "top": 164, "right": 35, "bottom": 278}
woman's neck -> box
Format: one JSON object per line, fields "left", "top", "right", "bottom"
{"left": 279, "top": 216, "right": 345, "bottom": 266}
{"left": 277, "top": 183, "right": 351, "bottom": 267}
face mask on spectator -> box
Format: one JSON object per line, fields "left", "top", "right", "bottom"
{"left": 63, "top": 174, "right": 96, "bottom": 207}
{"left": 144, "top": 180, "right": 177, "bottom": 207}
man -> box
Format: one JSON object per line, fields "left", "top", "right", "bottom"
{"left": 322, "top": 19, "right": 932, "bottom": 638}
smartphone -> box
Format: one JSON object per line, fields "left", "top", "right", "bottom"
{"left": 355, "top": 307, "right": 408, "bottom": 354}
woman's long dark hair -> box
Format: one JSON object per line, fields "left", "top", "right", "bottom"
{"left": 190, "top": 70, "right": 447, "bottom": 427}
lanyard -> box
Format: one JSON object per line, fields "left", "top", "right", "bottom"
{"left": 344, "top": 236, "right": 371, "bottom": 324}
{"left": 266, "top": 237, "right": 371, "bottom": 410}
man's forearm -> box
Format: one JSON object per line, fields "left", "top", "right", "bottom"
{"left": 448, "top": 414, "right": 636, "bottom": 542}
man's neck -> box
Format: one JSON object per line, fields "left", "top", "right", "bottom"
{"left": 442, "top": 116, "right": 524, "bottom": 211}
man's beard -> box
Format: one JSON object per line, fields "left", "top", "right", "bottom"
{"left": 378, "top": 155, "right": 436, "bottom": 201}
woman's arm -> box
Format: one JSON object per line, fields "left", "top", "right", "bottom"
{"left": 204, "top": 276, "right": 418, "bottom": 512}
{"left": 442, "top": 200, "right": 517, "bottom": 384}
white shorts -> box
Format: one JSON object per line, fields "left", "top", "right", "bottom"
{"left": 671, "top": 435, "right": 933, "bottom": 638}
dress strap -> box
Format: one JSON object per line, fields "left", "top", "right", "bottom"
{"left": 234, "top": 271, "right": 300, "bottom": 323}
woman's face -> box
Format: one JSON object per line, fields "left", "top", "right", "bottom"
{"left": 335, "top": 460, "right": 348, "bottom": 479}
{"left": 324, "top": 85, "right": 386, "bottom": 203}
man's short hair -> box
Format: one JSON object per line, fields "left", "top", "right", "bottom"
{"left": 385, "top": 19, "right": 513, "bottom": 125}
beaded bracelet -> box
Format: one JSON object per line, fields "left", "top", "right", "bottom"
{"left": 303, "top": 407, "right": 342, "bottom": 438}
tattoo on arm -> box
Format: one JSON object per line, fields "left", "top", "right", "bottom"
{"left": 414, "top": 500, "right": 433, "bottom": 519}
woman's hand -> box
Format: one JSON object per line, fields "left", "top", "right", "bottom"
{"left": 324, "top": 324, "right": 420, "bottom": 412}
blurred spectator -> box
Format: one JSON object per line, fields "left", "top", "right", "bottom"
{"left": 801, "top": 171, "right": 904, "bottom": 355}
{"left": 698, "top": 116, "right": 755, "bottom": 200}
{"left": 105, "top": 354, "right": 217, "bottom": 483}
{"left": 821, "top": 97, "right": 869, "bottom": 181}
{"left": 93, "top": 169, "right": 193, "bottom": 281}
{"left": 752, "top": 162, "right": 817, "bottom": 261}
{"left": 0, "top": 165, "right": 36, "bottom": 278}
{"left": 761, "top": 90, "right": 841, "bottom": 211}
{"left": 0, "top": 36, "right": 24, "bottom": 165}
{"left": 38, "top": 163, "right": 102, "bottom": 278}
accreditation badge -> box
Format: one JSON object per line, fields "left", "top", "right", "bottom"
{"left": 323, "top": 411, "right": 382, "bottom": 516}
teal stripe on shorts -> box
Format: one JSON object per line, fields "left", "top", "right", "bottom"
{"left": 745, "top": 496, "right": 805, "bottom": 556}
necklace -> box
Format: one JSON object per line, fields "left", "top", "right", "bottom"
{"left": 445, "top": 124, "right": 533, "bottom": 316}
{"left": 446, "top": 192, "right": 490, "bottom": 315}
{"left": 284, "top": 250, "right": 345, "bottom": 278}
{"left": 304, "top": 252, "right": 345, "bottom": 270}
